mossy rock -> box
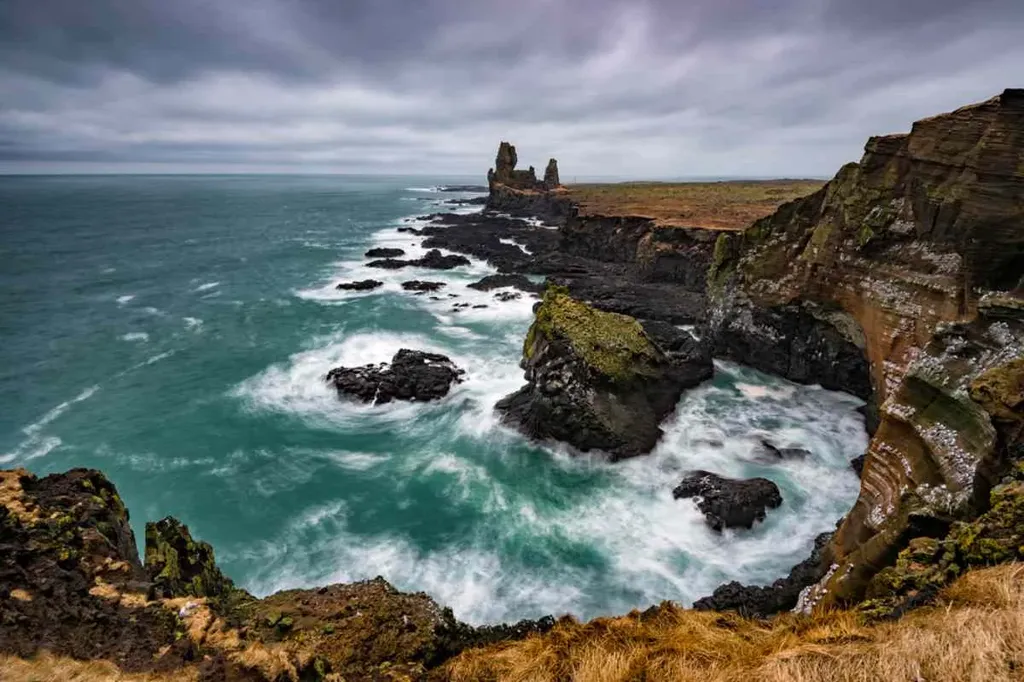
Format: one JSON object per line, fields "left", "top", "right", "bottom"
{"left": 970, "top": 358, "right": 1024, "bottom": 423}
{"left": 144, "top": 516, "right": 237, "bottom": 601}
{"left": 526, "top": 286, "right": 660, "bottom": 383}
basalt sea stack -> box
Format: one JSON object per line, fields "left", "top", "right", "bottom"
{"left": 496, "top": 286, "right": 712, "bottom": 459}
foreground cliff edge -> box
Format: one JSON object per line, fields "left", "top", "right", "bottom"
{"left": 3, "top": 91, "right": 1023, "bottom": 681}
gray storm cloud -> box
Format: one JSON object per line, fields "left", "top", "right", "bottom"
{"left": 1, "top": 0, "right": 1022, "bottom": 175}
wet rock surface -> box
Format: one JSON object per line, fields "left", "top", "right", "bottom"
{"left": 673, "top": 471, "right": 783, "bottom": 531}
{"left": 496, "top": 288, "right": 713, "bottom": 460}
{"left": 468, "top": 273, "right": 544, "bottom": 294}
{"left": 336, "top": 279, "right": 383, "bottom": 291}
{"left": 326, "top": 349, "right": 464, "bottom": 405}
{"left": 367, "top": 248, "right": 471, "bottom": 271}
{"left": 365, "top": 247, "right": 406, "bottom": 258}
{"left": 693, "top": 531, "right": 834, "bottom": 617}
{"left": 402, "top": 280, "right": 446, "bottom": 292}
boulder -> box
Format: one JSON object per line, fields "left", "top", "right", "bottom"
{"left": 673, "top": 471, "right": 782, "bottom": 531}
{"left": 402, "top": 280, "right": 446, "bottom": 292}
{"left": 365, "top": 247, "right": 405, "bottom": 258}
{"left": 336, "top": 279, "right": 383, "bottom": 291}
{"left": 326, "top": 349, "right": 464, "bottom": 405}
{"left": 496, "top": 287, "right": 713, "bottom": 459}
{"left": 418, "top": 249, "right": 471, "bottom": 270}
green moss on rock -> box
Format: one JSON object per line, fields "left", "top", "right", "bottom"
{"left": 144, "top": 516, "right": 237, "bottom": 601}
{"left": 526, "top": 286, "right": 660, "bottom": 383}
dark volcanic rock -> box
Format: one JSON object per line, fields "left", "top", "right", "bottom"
{"left": 336, "top": 279, "right": 383, "bottom": 291}
{"left": 693, "top": 531, "right": 835, "bottom": 617}
{"left": 419, "top": 249, "right": 471, "bottom": 269}
{"left": 365, "top": 258, "right": 408, "bottom": 270}
{"left": 365, "top": 247, "right": 405, "bottom": 258}
{"left": 495, "top": 291, "right": 522, "bottom": 302}
{"left": 396, "top": 226, "right": 423, "bottom": 234}
{"left": 851, "top": 454, "right": 866, "bottom": 476}
{"left": 673, "top": 471, "right": 783, "bottom": 531}
{"left": 326, "top": 349, "right": 464, "bottom": 404}
{"left": 468, "top": 273, "right": 545, "bottom": 294}
{"left": 402, "top": 280, "right": 446, "bottom": 292}
{"left": 366, "top": 249, "right": 471, "bottom": 271}
{"left": 496, "top": 288, "right": 713, "bottom": 459}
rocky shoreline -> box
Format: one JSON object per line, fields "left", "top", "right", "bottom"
{"left": 2, "top": 91, "right": 1022, "bottom": 679}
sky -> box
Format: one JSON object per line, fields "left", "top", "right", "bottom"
{"left": 1, "top": 0, "right": 1022, "bottom": 177}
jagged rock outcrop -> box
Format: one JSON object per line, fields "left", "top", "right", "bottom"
{"left": 367, "top": 248, "right": 471, "bottom": 270}
{"left": 0, "top": 468, "right": 555, "bottom": 680}
{"left": 673, "top": 471, "right": 783, "bottom": 531}
{"left": 485, "top": 142, "right": 572, "bottom": 222}
{"left": 326, "top": 349, "right": 465, "bottom": 405}
{"left": 543, "top": 158, "right": 560, "bottom": 189}
{"left": 709, "top": 89, "right": 1024, "bottom": 610}
{"left": 365, "top": 247, "right": 405, "bottom": 258}
{"left": 495, "top": 287, "right": 713, "bottom": 459}
{"left": 145, "top": 517, "right": 235, "bottom": 600}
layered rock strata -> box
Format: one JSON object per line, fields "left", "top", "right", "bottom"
{"left": 708, "top": 89, "right": 1024, "bottom": 609}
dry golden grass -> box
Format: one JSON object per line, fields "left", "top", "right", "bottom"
{"left": 445, "top": 563, "right": 1024, "bottom": 682}
{"left": 0, "top": 652, "right": 199, "bottom": 682}
{"left": 566, "top": 180, "right": 824, "bottom": 230}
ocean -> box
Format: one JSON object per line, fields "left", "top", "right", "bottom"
{"left": 0, "top": 174, "right": 866, "bottom": 624}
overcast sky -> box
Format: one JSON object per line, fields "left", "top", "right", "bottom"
{"left": 1, "top": 0, "right": 1021, "bottom": 177}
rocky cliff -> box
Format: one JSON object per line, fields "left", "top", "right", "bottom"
{"left": 0, "top": 468, "right": 554, "bottom": 681}
{"left": 709, "top": 89, "right": 1024, "bottom": 609}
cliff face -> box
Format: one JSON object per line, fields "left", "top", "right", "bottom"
{"left": 710, "top": 89, "right": 1024, "bottom": 608}
{"left": 0, "top": 468, "right": 554, "bottom": 680}
{"left": 559, "top": 212, "right": 719, "bottom": 292}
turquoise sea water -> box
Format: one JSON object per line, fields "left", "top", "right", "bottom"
{"left": 0, "top": 175, "right": 866, "bottom": 623}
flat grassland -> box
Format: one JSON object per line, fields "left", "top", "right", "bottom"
{"left": 567, "top": 179, "right": 825, "bottom": 230}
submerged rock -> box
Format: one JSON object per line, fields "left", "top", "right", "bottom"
{"left": 496, "top": 286, "right": 712, "bottom": 459}
{"left": 365, "top": 247, "right": 405, "bottom": 258}
{"left": 402, "top": 280, "right": 446, "bottom": 292}
{"left": 758, "top": 439, "right": 811, "bottom": 461}
{"left": 673, "top": 471, "right": 782, "bottom": 531}
{"left": 326, "top": 349, "right": 464, "bottom": 405}
{"left": 336, "top": 279, "right": 383, "bottom": 291}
